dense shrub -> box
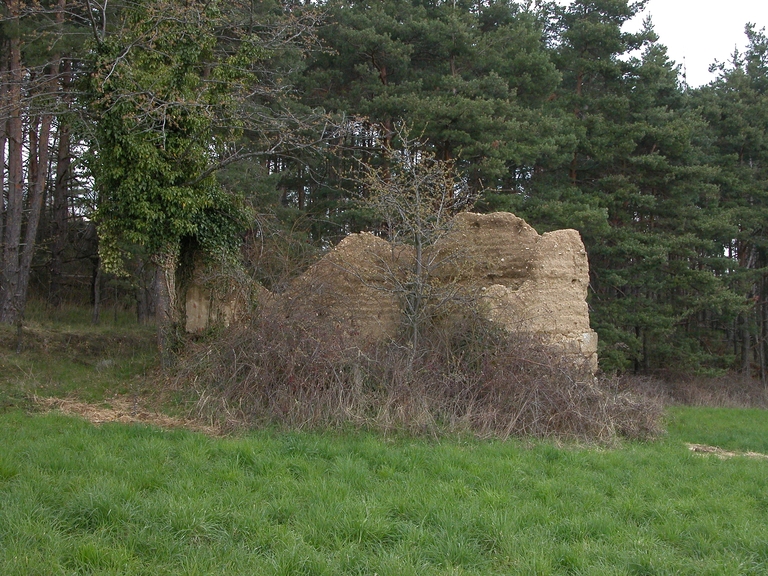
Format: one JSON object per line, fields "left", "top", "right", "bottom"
{"left": 174, "top": 308, "right": 662, "bottom": 442}
{"left": 622, "top": 374, "right": 768, "bottom": 409}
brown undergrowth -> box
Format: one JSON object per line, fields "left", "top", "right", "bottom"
{"left": 623, "top": 373, "right": 768, "bottom": 409}
{"left": 172, "top": 310, "right": 663, "bottom": 442}
{"left": 1, "top": 306, "right": 662, "bottom": 442}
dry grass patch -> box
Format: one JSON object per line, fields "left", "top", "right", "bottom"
{"left": 686, "top": 442, "right": 768, "bottom": 460}
{"left": 33, "top": 395, "right": 222, "bottom": 436}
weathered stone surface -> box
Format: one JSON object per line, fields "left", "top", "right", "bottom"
{"left": 185, "top": 212, "right": 598, "bottom": 370}
{"left": 184, "top": 263, "right": 261, "bottom": 334}
{"left": 434, "top": 211, "right": 541, "bottom": 288}
{"left": 279, "top": 232, "right": 410, "bottom": 344}
{"left": 185, "top": 284, "right": 211, "bottom": 333}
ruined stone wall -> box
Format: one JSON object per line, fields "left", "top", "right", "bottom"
{"left": 185, "top": 212, "right": 598, "bottom": 370}
{"left": 184, "top": 260, "right": 258, "bottom": 333}
{"left": 278, "top": 232, "right": 410, "bottom": 345}
{"left": 444, "top": 213, "right": 597, "bottom": 371}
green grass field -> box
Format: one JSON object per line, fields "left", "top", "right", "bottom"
{"left": 1, "top": 407, "right": 767, "bottom": 575}
{"left": 0, "top": 312, "right": 157, "bottom": 411}
{"left": 2, "top": 311, "right": 767, "bottom": 574}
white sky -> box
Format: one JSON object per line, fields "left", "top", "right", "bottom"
{"left": 630, "top": 0, "right": 768, "bottom": 87}
{"left": 557, "top": 1, "right": 768, "bottom": 87}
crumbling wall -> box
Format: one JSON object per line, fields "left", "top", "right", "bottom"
{"left": 456, "top": 214, "right": 597, "bottom": 369}
{"left": 278, "top": 232, "right": 410, "bottom": 344}
{"left": 433, "top": 211, "right": 541, "bottom": 289}
{"left": 185, "top": 283, "right": 251, "bottom": 333}
{"left": 184, "top": 259, "right": 258, "bottom": 333}
{"left": 425, "top": 212, "right": 596, "bottom": 370}
{"left": 185, "top": 212, "right": 598, "bottom": 370}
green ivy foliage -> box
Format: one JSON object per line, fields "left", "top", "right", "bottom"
{"left": 83, "top": 0, "right": 250, "bottom": 272}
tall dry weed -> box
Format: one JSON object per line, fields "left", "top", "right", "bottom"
{"left": 173, "top": 309, "right": 662, "bottom": 442}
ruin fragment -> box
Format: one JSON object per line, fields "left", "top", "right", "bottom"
{"left": 185, "top": 212, "right": 598, "bottom": 370}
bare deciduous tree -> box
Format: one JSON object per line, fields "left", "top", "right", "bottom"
{"left": 355, "top": 127, "right": 476, "bottom": 362}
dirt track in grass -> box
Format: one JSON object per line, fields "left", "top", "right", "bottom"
{"left": 34, "top": 395, "right": 222, "bottom": 436}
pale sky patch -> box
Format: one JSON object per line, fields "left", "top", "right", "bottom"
{"left": 556, "top": 0, "right": 768, "bottom": 87}
{"left": 631, "top": 0, "right": 768, "bottom": 87}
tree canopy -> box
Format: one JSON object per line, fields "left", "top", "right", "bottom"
{"left": 3, "top": 0, "right": 768, "bottom": 377}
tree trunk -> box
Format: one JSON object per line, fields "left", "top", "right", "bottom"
{"left": 16, "top": 112, "right": 53, "bottom": 318}
{"left": 153, "top": 248, "right": 180, "bottom": 370}
{"left": 91, "top": 258, "right": 102, "bottom": 324}
{"left": 0, "top": 36, "right": 8, "bottom": 248}
{"left": 741, "top": 312, "right": 751, "bottom": 375}
{"left": 136, "top": 282, "right": 150, "bottom": 325}
{"left": 135, "top": 258, "right": 152, "bottom": 324}
{"left": 760, "top": 298, "right": 766, "bottom": 386}
{"left": 762, "top": 275, "right": 768, "bottom": 386}
{"left": 409, "top": 234, "right": 424, "bottom": 363}
{"left": 3, "top": 0, "right": 70, "bottom": 321}
{"left": 1, "top": 15, "right": 25, "bottom": 323}
{"left": 49, "top": 59, "right": 72, "bottom": 308}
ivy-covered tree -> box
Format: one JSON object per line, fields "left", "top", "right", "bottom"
{"left": 83, "top": 0, "right": 315, "bottom": 363}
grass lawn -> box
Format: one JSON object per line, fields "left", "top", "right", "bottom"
{"left": 0, "top": 313, "right": 157, "bottom": 412}
{"left": 1, "top": 312, "right": 767, "bottom": 574}
{"left": 1, "top": 407, "right": 767, "bottom": 575}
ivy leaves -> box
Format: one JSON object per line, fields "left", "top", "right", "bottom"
{"left": 84, "top": 0, "right": 248, "bottom": 271}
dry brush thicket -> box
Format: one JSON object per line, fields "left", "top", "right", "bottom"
{"left": 625, "top": 374, "right": 768, "bottom": 409}
{"left": 175, "top": 308, "right": 661, "bottom": 441}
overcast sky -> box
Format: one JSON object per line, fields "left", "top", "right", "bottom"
{"left": 555, "top": 0, "right": 768, "bottom": 87}
{"left": 625, "top": 0, "right": 768, "bottom": 86}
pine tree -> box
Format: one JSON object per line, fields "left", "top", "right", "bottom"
{"left": 695, "top": 25, "right": 768, "bottom": 377}
{"left": 0, "top": 0, "right": 87, "bottom": 324}
{"left": 515, "top": 1, "right": 741, "bottom": 373}
{"left": 298, "top": 0, "right": 564, "bottom": 233}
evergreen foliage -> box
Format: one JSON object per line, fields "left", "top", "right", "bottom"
{"left": 3, "top": 0, "right": 768, "bottom": 376}
{"left": 518, "top": 1, "right": 742, "bottom": 373}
